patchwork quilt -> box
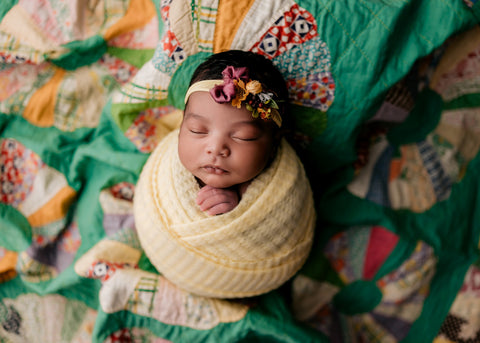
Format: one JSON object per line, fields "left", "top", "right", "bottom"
{"left": 1, "top": 0, "right": 480, "bottom": 342}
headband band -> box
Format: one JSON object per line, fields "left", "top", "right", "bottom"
{"left": 184, "top": 79, "right": 223, "bottom": 104}
{"left": 184, "top": 66, "right": 282, "bottom": 127}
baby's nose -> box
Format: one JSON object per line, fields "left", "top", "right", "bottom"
{"left": 207, "top": 140, "right": 230, "bottom": 157}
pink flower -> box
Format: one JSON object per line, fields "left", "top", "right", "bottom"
{"left": 210, "top": 80, "right": 236, "bottom": 103}
{"left": 222, "top": 66, "right": 248, "bottom": 83}
{"left": 210, "top": 66, "right": 251, "bottom": 102}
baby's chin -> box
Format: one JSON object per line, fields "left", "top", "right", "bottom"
{"left": 200, "top": 179, "right": 236, "bottom": 189}
{"left": 195, "top": 175, "right": 238, "bottom": 189}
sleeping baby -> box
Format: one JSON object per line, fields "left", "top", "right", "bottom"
{"left": 134, "top": 50, "right": 316, "bottom": 298}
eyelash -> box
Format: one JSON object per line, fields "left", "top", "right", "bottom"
{"left": 190, "top": 130, "right": 207, "bottom": 135}
{"left": 234, "top": 136, "right": 257, "bottom": 141}
{"left": 189, "top": 129, "right": 257, "bottom": 141}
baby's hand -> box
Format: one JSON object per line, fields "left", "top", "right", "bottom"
{"left": 196, "top": 185, "right": 239, "bottom": 216}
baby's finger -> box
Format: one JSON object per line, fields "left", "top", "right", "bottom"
{"left": 198, "top": 192, "right": 235, "bottom": 211}
{"left": 206, "top": 202, "right": 237, "bottom": 216}
{"left": 197, "top": 186, "right": 237, "bottom": 206}
{"left": 196, "top": 185, "right": 220, "bottom": 205}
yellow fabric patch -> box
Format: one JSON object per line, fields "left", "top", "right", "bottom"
{"left": 104, "top": 0, "right": 156, "bottom": 41}
{"left": 0, "top": 250, "right": 18, "bottom": 283}
{"left": 213, "top": 0, "right": 256, "bottom": 53}
{"left": 0, "top": 250, "right": 18, "bottom": 273}
{"left": 27, "top": 186, "right": 76, "bottom": 228}
{"left": 23, "top": 68, "right": 66, "bottom": 127}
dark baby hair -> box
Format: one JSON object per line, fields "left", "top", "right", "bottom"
{"left": 189, "top": 50, "right": 291, "bottom": 130}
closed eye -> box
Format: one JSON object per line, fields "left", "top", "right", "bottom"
{"left": 190, "top": 129, "right": 207, "bottom": 135}
{"left": 231, "top": 123, "right": 263, "bottom": 141}
{"left": 232, "top": 130, "right": 262, "bottom": 141}
{"left": 233, "top": 136, "right": 258, "bottom": 141}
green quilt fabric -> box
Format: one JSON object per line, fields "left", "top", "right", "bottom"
{"left": 1, "top": 0, "right": 479, "bottom": 342}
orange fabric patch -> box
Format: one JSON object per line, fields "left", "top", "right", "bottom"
{"left": 27, "top": 186, "right": 77, "bottom": 228}
{"left": 213, "top": 0, "right": 256, "bottom": 53}
{"left": 0, "top": 250, "right": 18, "bottom": 283}
{"left": 23, "top": 68, "right": 66, "bottom": 127}
{"left": 0, "top": 250, "right": 18, "bottom": 273}
{"left": 104, "top": 0, "right": 156, "bottom": 41}
{"left": 389, "top": 148, "right": 406, "bottom": 182}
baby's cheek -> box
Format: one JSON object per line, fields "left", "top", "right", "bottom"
{"left": 245, "top": 152, "right": 270, "bottom": 177}
{"left": 178, "top": 142, "right": 197, "bottom": 173}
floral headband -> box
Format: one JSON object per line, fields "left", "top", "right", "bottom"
{"left": 184, "top": 66, "right": 282, "bottom": 127}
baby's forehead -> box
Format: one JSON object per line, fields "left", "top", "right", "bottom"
{"left": 184, "top": 111, "right": 263, "bottom": 128}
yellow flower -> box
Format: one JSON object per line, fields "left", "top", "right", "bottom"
{"left": 245, "top": 80, "right": 262, "bottom": 95}
{"left": 232, "top": 80, "right": 248, "bottom": 108}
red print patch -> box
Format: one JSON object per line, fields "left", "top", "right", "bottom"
{"left": 251, "top": 4, "right": 318, "bottom": 59}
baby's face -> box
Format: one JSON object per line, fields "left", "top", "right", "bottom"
{"left": 178, "top": 92, "right": 275, "bottom": 189}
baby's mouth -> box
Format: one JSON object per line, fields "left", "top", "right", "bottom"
{"left": 203, "top": 165, "right": 227, "bottom": 175}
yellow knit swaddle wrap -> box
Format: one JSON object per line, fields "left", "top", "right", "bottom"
{"left": 134, "top": 129, "right": 315, "bottom": 298}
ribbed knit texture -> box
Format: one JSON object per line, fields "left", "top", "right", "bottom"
{"left": 134, "top": 129, "right": 315, "bottom": 298}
